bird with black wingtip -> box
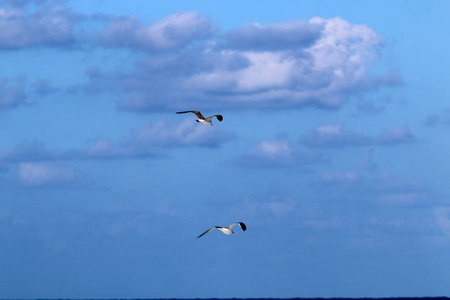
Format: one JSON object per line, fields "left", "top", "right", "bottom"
{"left": 197, "top": 222, "right": 247, "bottom": 239}
{"left": 176, "top": 110, "right": 223, "bottom": 125}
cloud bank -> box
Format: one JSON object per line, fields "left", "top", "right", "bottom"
{"left": 0, "top": 0, "right": 400, "bottom": 113}
{"left": 103, "top": 16, "right": 398, "bottom": 112}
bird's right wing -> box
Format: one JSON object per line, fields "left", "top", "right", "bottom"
{"left": 229, "top": 222, "right": 247, "bottom": 232}
{"left": 213, "top": 115, "right": 223, "bottom": 122}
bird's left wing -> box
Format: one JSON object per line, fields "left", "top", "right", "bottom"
{"left": 176, "top": 110, "right": 205, "bottom": 119}
{"left": 197, "top": 227, "right": 217, "bottom": 239}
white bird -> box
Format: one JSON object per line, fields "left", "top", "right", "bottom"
{"left": 176, "top": 110, "right": 223, "bottom": 125}
{"left": 197, "top": 222, "right": 247, "bottom": 238}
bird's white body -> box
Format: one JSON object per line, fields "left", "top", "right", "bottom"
{"left": 217, "top": 227, "right": 233, "bottom": 235}
{"left": 197, "top": 119, "right": 212, "bottom": 125}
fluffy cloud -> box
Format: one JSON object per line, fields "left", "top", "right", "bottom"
{"left": 96, "top": 11, "right": 213, "bottom": 51}
{"left": 300, "top": 124, "right": 414, "bottom": 148}
{"left": 0, "top": 3, "right": 78, "bottom": 49}
{"left": 235, "top": 139, "right": 325, "bottom": 168}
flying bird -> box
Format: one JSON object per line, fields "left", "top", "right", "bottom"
{"left": 197, "top": 222, "right": 247, "bottom": 239}
{"left": 176, "top": 110, "right": 223, "bottom": 125}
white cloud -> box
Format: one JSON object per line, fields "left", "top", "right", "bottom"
{"left": 252, "top": 140, "right": 293, "bottom": 158}
{"left": 181, "top": 17, "right": 390, "bottom": 109}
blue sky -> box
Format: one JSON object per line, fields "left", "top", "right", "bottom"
{"left": 1, "top": 0, "right": 450, "bottom": 298}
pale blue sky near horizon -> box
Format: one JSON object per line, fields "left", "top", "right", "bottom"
{"left": 1, "top": 0, "right": 450, "bottom": 298}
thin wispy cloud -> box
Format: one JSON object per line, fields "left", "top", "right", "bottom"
{"left": 425, "top": 108, "right": 450, "bottom": 127}
{"left": 231, "top": 197, "right": 298, "bottom": 220}
{"left": 235, "top": 139, "right": 326, "bottom": 168}
{"left": 316, "top": 170, "right": 428, "bottom": 206}
{"left": 434, "top": 206, "right": 450, "bottom": 238}
{"left": 299, "top": 124, "right": 414, "bottom": 148}
{"left": 0, "top": 78, "right": 27, "bottom": 111}
{"left": 32, "top": 79, "right": 60, "bottom": 96}
{"left": 0, "top": 120, "right": 234, "bottom": 163}
{"left": 17, "top": 162, "right": 84, "bottom": 187}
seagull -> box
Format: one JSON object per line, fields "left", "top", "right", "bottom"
{"left": 197, "top": 222, "right": 247, "bottom": 238}
{"left": 176, "top": 110, "right": 223, "bottom": 125}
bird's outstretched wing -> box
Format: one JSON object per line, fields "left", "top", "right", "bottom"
{"left": 229, "top": 222, "right": 247, "bottom": 232}
{"left": 176, "top": 110, "right": 205, "bottom": 120}
{"left": 197, "top": 227, "right": 219, "bottom": 239}
{"left": 206, "top": 114, "right": 223, "bottom": 122}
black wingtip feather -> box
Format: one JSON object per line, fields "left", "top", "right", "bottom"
{"left": 239, "top": 222, "right": 247, "bottom": 231}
